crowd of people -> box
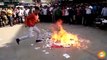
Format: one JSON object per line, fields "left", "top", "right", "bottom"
{"left": 0, "top": 6, "right": 30, "bottom": 27}
{"left": 0, "top": 3, "right": 107, "bottom": 28}
{"left": 40, "top": 3, "right": 107, "bottom": 26}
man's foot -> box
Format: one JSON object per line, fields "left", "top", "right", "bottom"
{"left": 36, "top": 40, "right": 42, "bottom": 43}
{"left": 16, "top": 38, "right": 20, "bottom": 45}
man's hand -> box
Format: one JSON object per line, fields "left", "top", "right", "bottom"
{"left": 37, "top": 19, "right": 40, "bottom": 22}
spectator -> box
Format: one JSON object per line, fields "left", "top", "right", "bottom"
{"left": 24, "top": 7, "right": 30, "bottom": 17}
{"left": 41, "top": 6, "right": 48, "bottom": 22}
{"left": 1, "top": 11, "right": 8, "bottom": 26}
{"left": 13, "top": 8, "right": 18, "bottom": 24}
{"left": 18, "top": 7, "right": 24, "bottom": 23}
{"left": 0, "top": 11, "right": 2, "bottom": 27}
{"left": 62, "top": 6, "right": 69, "bottom": 23}
{"left": 69, "top": 7, "right": 75, "bottom": 24}
{"left": 101, "top": 5, "right": 107, "bottom": 19}
{"left": 47, "top": 6, "right": 53, "bottom": 22}
{"left": 84, "top": 5, "right": 93, "bottom": 26}
{"left": 7, "top": 7, "right": 13, "bottom": 26}
{"left": 75, "top": 6, "right": 82, "bottom": 24}
{"left": 53, "top": 6, "right": 62, "bottom": 22}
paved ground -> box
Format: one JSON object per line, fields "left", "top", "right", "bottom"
{"left": 0, "top": 23, "right": 107, "bottom": 60}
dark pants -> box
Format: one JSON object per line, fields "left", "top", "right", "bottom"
{"left": 47, "top": 15, "right": 52, "bottom": 22}
{"left": 69, "top": 15, "right": 74, "bottom": 24}
{"left": 75, "top": 15, "right": 82, "bottom": 24}
{"left": 40, "top": 15, "right": 48, "bottom": 22}
{"left": 0, "top": 18, "right": 3, "bottom": 27}
{"left": 55, "top": 16, "right": 62, "bottom": 21}
{"left": 84, "top": 14, "right": 92, "bottom": 26}
{"left": 7, "top": 16, "right": 13, "bottom": 26}
{"left": 103, "top": 16, "right": 107, "bottom": 19}
{"left": 18, "top": 16, "right": 23, "bottom": 23}
{"left": 62, "top": 16, "right": 69, "bottom": 23}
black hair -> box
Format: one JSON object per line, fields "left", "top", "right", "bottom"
{"left": 34, "top": 6, "right": 40, "bottom": 10}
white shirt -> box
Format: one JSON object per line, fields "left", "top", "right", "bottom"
{"left": 85, "top": 8, "right": 92, "bottom": 14}
{"left": 65, "top": 9, "right": 69, "bottom": 16}
{"left": 49, "top": 7, "right": 53, "bottom": 12}
{"left": 18, "top": 9, "right": 24, "bottom": 16}
{"left": 42, "top": 8, "right": 47, "bottom": 15}
{"left": 25, "top": 9, "right": 30, "bottom": 16}
{"left": 89, "top": 6, "right": 93, "bottom": 9}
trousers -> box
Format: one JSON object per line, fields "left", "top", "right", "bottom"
{"left": 19, "top": 25, "right": 42, "bottom": 40}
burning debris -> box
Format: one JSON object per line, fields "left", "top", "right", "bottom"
{"left": 43, "top": 19, "right": 90, "bottom": 49}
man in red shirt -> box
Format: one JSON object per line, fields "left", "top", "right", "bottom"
{"left": 16, "top": 6, "right": 42, "bottom": 45}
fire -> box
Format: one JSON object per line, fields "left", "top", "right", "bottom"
{"left": 50, "top": 19, "right": 82, "bottom": 48}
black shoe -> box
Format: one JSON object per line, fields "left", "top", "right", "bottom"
{"left": 36, "top": 40, "right": 42, "bottom": 43}
{"left": 16, "top": 38, "right": 20, "bottom": 45}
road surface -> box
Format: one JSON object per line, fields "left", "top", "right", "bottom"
{"left": 0, "top": 23, "right": 107, "bottom": 60}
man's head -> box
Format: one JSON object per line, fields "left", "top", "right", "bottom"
{"left": 34, "top": 6, "right": 40, "bottom": 14}
{"left": 25, "top": 7, "right": 28, "bottom": 10}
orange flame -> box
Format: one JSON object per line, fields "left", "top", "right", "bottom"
{"left": 50, "top": 19, "right": 81, "bottom": 48}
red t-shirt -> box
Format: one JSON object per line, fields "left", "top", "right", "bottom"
{"left": 25, "top": 13, "right": 39, "bottom": 27}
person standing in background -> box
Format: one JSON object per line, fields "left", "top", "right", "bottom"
{"left": 101, "top": 5, "right": 107, "bottom": 19}
{"left": 75, "top": 6, "right": 82, "bottom": 24}
{"left": 24, "top": 7, "right": 30, "bottom": 17}
{"left": 84, "top": 5, "right": 93, "bottom": 26}
{"left": 41, "top": 5, "right": 48, "bottom": 22}
{"left": 18, "top": 7, "right": 24, "bottom": 23}
{"left": 7, "top": 7, "right": 13, "bottom": 26}
{"left": 69, "top": 7, "right": 75, "bottom": 24}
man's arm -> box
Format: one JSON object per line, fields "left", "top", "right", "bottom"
{"left": 34, "top": 14, "right": 40, "bottom": 23}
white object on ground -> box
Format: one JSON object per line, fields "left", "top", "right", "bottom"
{"left": 45, "top": 44, "right": 51, "bottom": 48}
{"left": 63, "top": 53, "right": 70, "bottom": 59}
{"left": 31, "top": 44, "right": 34, "bottom": 46}
{"left": 45, "top": 52, "right": 49, "bottom": 54}
{"left": 42, "top": 50, "right": 46, "bottom": 52}
{"left": 34, "top": 47, "right": 40, "bottom": 50}
{"left": 102, "top": 20, "right": 107, "bottom": 23}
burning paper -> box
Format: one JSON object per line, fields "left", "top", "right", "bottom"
{"left": 45, "top": 19, "right": 90, "bottom": 49}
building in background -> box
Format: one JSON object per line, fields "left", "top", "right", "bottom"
{"left": 3, "top": 0, "right": 19, "bottom": 7}
{"left": 0, "top": 0, "right": 33, "bottom": 8}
